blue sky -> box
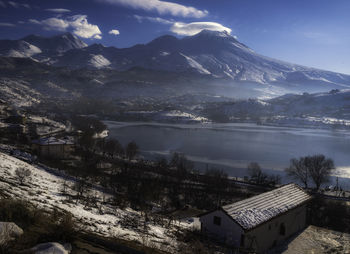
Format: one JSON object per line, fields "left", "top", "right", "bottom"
{"left": 0, "top": 0, "right": 350, "bottom": 74}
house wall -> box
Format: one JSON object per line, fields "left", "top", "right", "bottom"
{"left": 200, "top": 210, "right": 243, "bottom": 247}
{"left": 243, "top": 204, "right": 307, "bottom": 253}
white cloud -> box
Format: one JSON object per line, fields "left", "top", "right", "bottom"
{"left": 133, "top": 15, "right": 174, "bottom": 25}
{"left": 29, "top": 15, "right": 102, "bottom": 39}
{"left": 8, "top": 1, "right": 18, "bottom": 8}
{"left": 45, "top": 8, "right": 71, "bottom": 13}
{"left": 170, "top": 22, "right": 232, "bottom": 36}
{"left": 68, "top": 15, "right": 102, "bottom": 39}
{"left": 8, "top": 1, "right": 30, "bottom": 8}
{"left": 28, "top": 19, "right": 41, "bottom": 25}
{"left": 98, "top": 0, "right": 208, "bottom": 18}
{"left": 0, "top": 22, "right": 15, "bottom": 27}
{"left": 41, "top": 17, "right": 69, "bottom": 31}
{"left": 109, "top": 29, "right": 120, "bottom": 35}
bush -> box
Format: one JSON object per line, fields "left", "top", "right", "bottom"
{"left": 0, "top": 199, "right": 77, "bottom": 251}
{"left": 14, "top": 167, "right": 32, "bottom": 185}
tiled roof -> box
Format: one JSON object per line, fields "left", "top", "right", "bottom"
{"left": 222, "top": 183, "right": 311, "bottom": 230}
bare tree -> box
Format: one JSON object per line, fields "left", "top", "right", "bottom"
{"left": 105, "top": 138, "right": 124, "bottom": 158}
{"left": 306, "top": 154, "right": 334, "bottom": 190}
{"left": 125, "top": 141, "right": 139, "bottom": 160}
{"left": 14, "top": 167, "right": 31, "bottom": 185}
{"left": 285, "top": 157, "right": 309, "bottom": 188}
{"left": 285, "top": 155, "right": 334, "bottom": 190}
{"left": 247, "top": 162, "right": 267, "bottom": 184}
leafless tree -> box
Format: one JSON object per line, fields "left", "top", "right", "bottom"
{"left": 306, "top": 154, "right": 334, "bottom": 190}
{"left": 126, "top": 141, "right": 139, "bottom": 160}
{"left": 285, "top": 157, "right": 309, "bottom": 188}
{"left": 285, "top": 155, "right": 334, "bottom": 190}
{"left": 247, "top": 162, "right": 267, "bottom": 184}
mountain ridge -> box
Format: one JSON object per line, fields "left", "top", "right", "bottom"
{"left": 0, "top": 30, "right": 350, "bottom": 90}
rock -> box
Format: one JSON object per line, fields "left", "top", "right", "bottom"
{"left": 0, "top": 222, "right": 24, "bottom": 245}
{"left": 30, "top": 242, "right": 72, "bottom": 254}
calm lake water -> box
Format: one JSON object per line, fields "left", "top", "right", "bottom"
{"left": 105, "top": 121, "right": 350, "bottom": 188}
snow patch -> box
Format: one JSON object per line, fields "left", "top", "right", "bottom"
{"left": 180, "top": 53, "right": 211, "bottom": 75}
{"left": 88, "top": 54, "right": 111, "bottom": 69}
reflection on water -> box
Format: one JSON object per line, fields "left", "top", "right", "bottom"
{"left": 105, "top": 121, "right": 350, "bottom": 187}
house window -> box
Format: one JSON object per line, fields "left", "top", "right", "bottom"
{"left": 213, "top": 216, "right": 221, "bottom": 226}
{"left": 280, "top": 223, "right": 286, "bottom": 236}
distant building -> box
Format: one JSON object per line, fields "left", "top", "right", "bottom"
{"left": 31, "top": 136, "right": 74, "bottom": 159}
{"left": 199, "top": 184, "right": 312, "bottom": 253}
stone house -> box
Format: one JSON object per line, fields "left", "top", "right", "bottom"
{"left": 199, "top": 183, "right": 312, "bottom": 253}
{"left": 31, "top": 136, "right": 74, "bottom": 159}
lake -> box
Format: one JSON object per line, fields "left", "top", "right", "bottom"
{"left": 105, "top": 121, "right": 350, "bottom": 188}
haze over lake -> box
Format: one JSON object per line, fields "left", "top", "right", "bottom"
{"left": 106, "top": 121, "right": 350, "bottom": 184}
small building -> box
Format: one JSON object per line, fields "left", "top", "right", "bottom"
{"left": 200, "top": 184, "right": 312, "bottom": 253}
{"left": 31, "top": 136, "right": 74, "bottom": 159}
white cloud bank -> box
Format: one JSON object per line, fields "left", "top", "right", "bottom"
{"left": 133, "top": 15, "right": 174, "bottom": 25}
{"left": 170, "top": 22, "right": 232, "bottom": 36}
{"left": 29, "top": 15, "right": 102, "bottom": 39}
{"left": 109, "top": 29, "right": 120, "bottom": 35}
{"left": 45, "top": 8, "right": 71, "bottom": 13}
{"left": 98, "top": 0, "right": 208, "bottom": 18}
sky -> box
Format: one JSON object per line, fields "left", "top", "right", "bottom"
{"left": 0, "top": 0, "right": 350, "bottom": 74}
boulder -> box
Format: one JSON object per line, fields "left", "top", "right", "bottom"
{"left": 30, "top": 242, "right": 72, "bottom": 254}
{"left": 0, "top": 222, "right": 24, "bottom": 245}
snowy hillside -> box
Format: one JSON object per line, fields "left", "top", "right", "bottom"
{"left": 0, "top": 152, "right": 188, "bottom": 252}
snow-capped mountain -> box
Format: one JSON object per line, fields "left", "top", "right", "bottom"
{"left": 46, "top": 30, "right": 350, "bottom": 88}
{"left": 23, "top": 33, "right": 87, "bottom": 54}
{"left": 0, "top": 33, "right": 87, "bottom": 61}
{"left": 1, "top": 30, "right": 350, "bottom": 90}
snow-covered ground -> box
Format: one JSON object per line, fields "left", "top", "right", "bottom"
{"left": 28, "top": 115, "right": 66, "bottom": 135}
{"left": 0, "top": 79, "right": 42, "bottom": 107}
{"left": 0, "top": 152, "right": 189, "bottom": 252}
{"left": 269, "top": 225, "right": 350, "bottom": 254}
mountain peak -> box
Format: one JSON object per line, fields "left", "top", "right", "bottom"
{"left": 195, "top": 29, "right": 232, "bottom": 38}
{"left": 147, "top": 34, "right": 179, "bottom": 50}
{"left": 22, "top": 32, "right": 87, "bottom": 54}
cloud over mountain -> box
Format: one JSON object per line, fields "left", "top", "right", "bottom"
{"left": 29, "top": 15, "right": 102, "bottom": 39}
{"left": 170, "top": 22, "right": 232, "bottom": 36}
